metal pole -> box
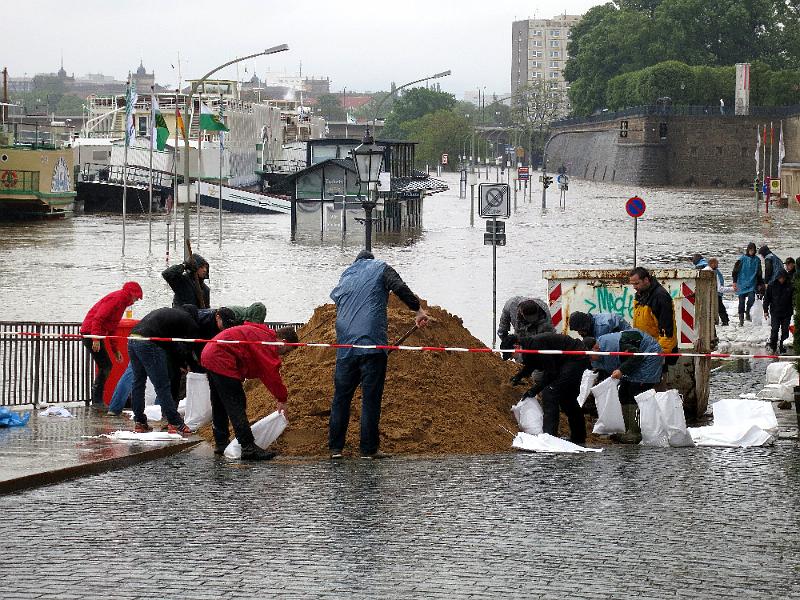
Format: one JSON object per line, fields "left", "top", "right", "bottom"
{"left": 148, "top": 87, "right": 154, "bottom": 256}
{"left": 470, "top": 184, "right": 475, "bottom": 227}
{"left": 173, "top": 90, "right": 179, "bottom": 251}
{"left": 183, "top": 86, "right": 193, "bottom": 260}
{"left": 196, "top": 85, "right": 202, "bottom": 251}
{"left": 492, "top": 215, "right": 497, "bottom": 349}
{"left": 633, "top": 217, "right": 638, "bottom": 267}
{"left": 218, "top": 93, "right": 223, "bottom": 250}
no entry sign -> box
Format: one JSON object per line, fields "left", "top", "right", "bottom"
{"left": 626, "top": 196, "right": 646, "bottom": 218}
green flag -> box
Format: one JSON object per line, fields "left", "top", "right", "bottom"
{"left": 199, "top": 102, "right": 229, "bottom": 131}
{"left": 151, "top": 95, "right": 170, "bottom": 151}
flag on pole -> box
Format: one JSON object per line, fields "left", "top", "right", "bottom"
{"left": 175, "top": 107, "right": 187, "bottom": 140}
{"left": 778, "top": 121, "right": 785, "bottom": 180}
{"left": 755, "top": 124, "right": 761, "bottom": 172}
{"left": 125, "top": 80, "right": 138, "bottom": 147}
{"left": 199, "top": 102, "right": 229, "bottom": 131}
{"left": 151, "top": 95, "right": 170, "bottom": 151}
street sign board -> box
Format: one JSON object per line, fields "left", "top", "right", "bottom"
{"left": 556, "top": 174, "right": 568, "bottom": 184}
{"left": 515, "top": 146, "right": 525, "bottom": 158}
{"left": 478, "top": 183, "right": 511, "bottom": 218}
{"left": 518, "top": 167, "right": 530, "bottom": 181}
{"left": 484, "top": 232, "right": 507, "bottom": 246}
{"left": 441, "top": 153, "right": 448, "bottom": 165}
{"left": 625, "top": 196, "right": 646, "bottom": 218}
{"left": 770, "top": 178, "right": 781, "bottom": 194}
{"left": 485, "top": 220, "right": 505, "bottom": 233}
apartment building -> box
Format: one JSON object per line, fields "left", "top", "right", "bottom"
{"left": 511, "top": 14, "right": 582, "bottom": 113}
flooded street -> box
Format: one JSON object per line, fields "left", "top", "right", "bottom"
{"left": 2, "top": 173, "right": 799, "bottom": 346}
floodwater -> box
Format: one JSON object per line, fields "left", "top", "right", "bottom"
{"left": 1, "top": 172, "right": 798, "bottom": 345}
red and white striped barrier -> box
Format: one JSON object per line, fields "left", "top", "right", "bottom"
{"left": 0, "top": 330, "right": 797, "bottom": 361}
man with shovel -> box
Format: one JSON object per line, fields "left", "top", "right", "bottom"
{"left": 328, "top": 251, "right": 430, "bottom": 460}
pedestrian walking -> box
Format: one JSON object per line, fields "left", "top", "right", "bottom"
{"left": 128, "top": 306, "right": 227, "bottom": 435}
{"left": 80, "top": 282, "right": 143, "bottom": 409}
{"left": 510, "top": 333, "right": 589, "bottom": 445}
{"left": 763, "top": 269, "right": 794, "bottom": 354}
{"left": 201, "top": 323, "right": 298, "bottom": 460}
{"left": 568, "top": 311, "right": 630, "bottom": 338}
{"left": 759, "top": 245, "right": 783, "bottom": 286}
{"left": 591, "top": 330, "right": 664, "bottom": 444}
{"left": 707, "top": 258, "right": 730, "bottom": 326}
{"left": 732, "top": 242, "right": 764, "bottom": 326}
{"left": 328, "top": 251, "right": 430, "bottom": 459}
{"left": 162, "top": 253, "right": 210, "bottom": 308}
{"left": 629, "top": 267, "right": 678, "bottom": 362}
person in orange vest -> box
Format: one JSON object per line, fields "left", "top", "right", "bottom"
{"left": 80, "top": 282, "right": 143, "bottom": 408}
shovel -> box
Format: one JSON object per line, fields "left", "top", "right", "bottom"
{"left": 309, "top": 324, "right": 420, "bottom": 417}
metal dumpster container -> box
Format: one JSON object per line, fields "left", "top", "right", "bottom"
{"left": 543, "top": 269, "right": 716, "bottom": 419}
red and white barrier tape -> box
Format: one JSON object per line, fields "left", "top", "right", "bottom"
{"left": 0, "top": 331, "right": 797, "bottom": 361}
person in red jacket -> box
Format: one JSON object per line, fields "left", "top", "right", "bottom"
{"left": 80, "top": 282, "right": 143, "bottom": 408}
{"left": 200, "top": 323, "right": 298, "bottom": 460}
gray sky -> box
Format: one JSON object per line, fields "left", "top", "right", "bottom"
{"left": 4, "top": 0, "right": 601, "bottom": 98}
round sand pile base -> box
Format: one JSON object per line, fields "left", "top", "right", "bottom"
{"left": 200, "top": 296, "right": 605, "bottom": 456}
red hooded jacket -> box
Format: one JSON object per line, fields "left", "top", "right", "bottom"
{"left": 200, "top": 322, "right": 288, "bottom": 403}
{"left": 80, "top": 282, "right": 143, "bottom": 353}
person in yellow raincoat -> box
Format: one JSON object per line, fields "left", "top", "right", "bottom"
{"left": 628, "top": 267, "right": 678, "bottom": 367}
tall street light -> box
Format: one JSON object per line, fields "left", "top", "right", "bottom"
{"left": 352, "top": 70, "right": 451, "bottom": 252}
{"left": 182, "top": 44, "right": 288, "bottom": 259}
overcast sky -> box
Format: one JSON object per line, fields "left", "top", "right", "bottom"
{"left": 4, "top": 0, "right": 601, "bottom": 98}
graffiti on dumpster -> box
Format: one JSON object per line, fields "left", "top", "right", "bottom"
{"left": 583, "top": 285, "right": 679, "bottom": 319}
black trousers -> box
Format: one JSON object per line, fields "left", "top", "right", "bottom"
{"left": 769, "top": 316, "right": 791, "bottom": 351}
{"left": 208, "top": 371, "right": 254, "bottom": 448}
{"left": 619, "top": 380, "right": 655, "bottom": 406}
{"left": 82, "top": 338, "right": 112, "bottom": 406}
{"left": 541, "top": 360, "right": 586, "bottom": 444}
{"left": 717, "top": 294, "right": 729, "bottom": 325}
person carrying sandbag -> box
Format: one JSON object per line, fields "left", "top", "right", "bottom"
{"left": 200, "top": 323, "right": 298, "bottom": 460}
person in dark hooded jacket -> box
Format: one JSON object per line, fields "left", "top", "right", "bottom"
{"left": 763, "top": 269, "right": 794, "bottom": 354}
{"left": 759, "top": 245, "right": 783, "bottom": 286}
{"left": 162, "top": 253, "right": 210, "bottom": 308}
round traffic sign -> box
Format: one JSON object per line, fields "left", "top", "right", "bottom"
{"left": 625, "top": 196, "right": 646, "bottom": 218}
{"left": 487, "top": 188, "right": 505, "bottom": 207}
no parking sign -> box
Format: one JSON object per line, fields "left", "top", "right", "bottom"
{"left": 626, "top": 196, "right": 646, "bottom": 266}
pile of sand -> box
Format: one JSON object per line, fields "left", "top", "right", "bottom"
{"left": 200, "top": 296, "right": 604, "bottom": 456}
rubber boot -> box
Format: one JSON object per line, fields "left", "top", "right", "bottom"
{"left": 738, "top": 313, "right": 745, "bottom": 327}
{"left": 613, "top": 404, "right": 642, "bottom": 444}
{"left": 240, "top": 442, "right": 277, "bottom": 461}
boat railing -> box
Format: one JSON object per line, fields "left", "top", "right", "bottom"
{"left": 80, "top": 163, "right": 175, "bottom": 188}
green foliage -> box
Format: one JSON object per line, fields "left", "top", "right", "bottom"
{"left": 382, "top": 87, "right": 456, "bottom": 139}
{"left": 400, "top": 109, "right": 471, "bottom": 171}
{"left": 566, "top": 0, "right": 796, "bottom": 115}
{"left": 315, "top": 94, "right": 346, "bottom": 121}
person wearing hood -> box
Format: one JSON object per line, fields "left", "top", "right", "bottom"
{"left": 128, "top": 306, "right": 230, "bottom": 435}
{"left": 228, "top": 302, "right": 267, "bottom": 325}
{"left": 591, "top": 329, "right": 664, "bottom": 444}
{"left": 162, "top": 253, "right": 210, "bottom": 309}
{"left": 201, "top": 323, "right": 298, "bottom": 460}
{"left": 691, "top": 254, "right": 708, "bottom": 269}
{"left": 568, "top": 311, "right": 630, "bottom": 339}
{"left": 759, "top": 245, "right": 783, "bottom": 286}
{"left": 628, "top": 267, "right": 677, "bottom": 363}
{"left": 784, "top": 257, "right": 796, "bottom": 284}
{"left": 732, "top": 242, "right": 764, "bottom": 326}
{"left": 80, "top": 282, "right": 143, "bottom": 408}
{"left": 497, "top": 296, "right": 554, "bottom": 362}
{"left": 763, "top": 268, "right": 794, "bottom": 354}
{"left": 328, "top": 250, "right": 430, "bottom": 460}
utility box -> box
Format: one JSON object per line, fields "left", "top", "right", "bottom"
{"left": 543, "top": 269, "right": 717, "bottom": 419}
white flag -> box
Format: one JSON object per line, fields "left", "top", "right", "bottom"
{"left": 150, "top": 94, "right": 158, "bottom": 150}
{"left": 754, "top": 124, "right": 761, "bottom": 173}
{"left": 778, "top": 121, "right": 785, "bottom": 180}
{"left": 125, "top": 80, "right": 138, "bottom": 147}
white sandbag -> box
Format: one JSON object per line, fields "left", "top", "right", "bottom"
{"left": 750, "top": 302, "right": 766, "bottom": 326}
{"left": 512, "top": 432, "right": 602, "bottom": 453}
{"left": 224, "top": 411, "right": 289, "bottom": 458}
{"left": 103, "top": 430, "right": 185, "bottom": 442}
{"left": 635, "top": 389, "right": 669, "bottom": 447}
{"left": 688, "top": 424, "right": 774, "bottom": 448}
{"left": 712, "top": 398, "right": 778, "bottom": 432}
{"left": 591, "top": 377, "right": 625, "bottom": 434}
{"left": 143, "top": 405, "right": 163, "bottom": 422}
{"left": 756, "top": 384, "right": 794, "bottom": 402}
{"left": 511, "top": 397, "right": 544, "bottom": 435}
{"left": 765, "top": 362, "right": 799, "bottom": 386}
{"left": 656, "top": 389, "right": 694, "bottom": 447}
{"left": 183, "top": 372, "right": 212, "bottom": 431}
{"left": 577, "top": 370, "right": 598, "bottom": 407}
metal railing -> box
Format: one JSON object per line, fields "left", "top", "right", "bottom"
{"left": 0, "top": 320, "right": 306, "bottom": 407}
{"left": 553, "top": 104, "right": 800, "bottom": 127}
{"left": 0, "top": 322, "right": 91, "bottom": 407}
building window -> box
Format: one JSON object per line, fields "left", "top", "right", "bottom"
{"left": 530, "top": 61, "right": 540, "bottom": 68}
{"left": 550, "top": 72, "right": 560, "bottom": 78}
{"left": 531, "top": 29, "right": 542, "bottom": 36}
{"left": 550, "top": 40, "right": 560, "bottom": 47}
{"left": 531, "top": 40, "right": 543, "bottom": 47}
{"left": 620, "top": 120, "right": 629, "bottom": 138}
{"left": 550, "top": 61, "right": 560, "bottom": 68}
{"left": 716, "top": 146, "right": 723, "bottom": 155}
{"left": 551, "top": 30, "right": 560, "bottom": 36}
{"left": 550, "top": 51, "right": 560, "bottom": 58}
{"left": 532, "top": 72, "right": 543, "bottom": 79}
{"left": 532, "top": 51, "right": 542, "bottom": 57}
{"left": 137, "top": 116, "right": 148, "bottom": 137}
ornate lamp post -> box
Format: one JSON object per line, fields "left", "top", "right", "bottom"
{"left": 351, "top": 131, "right": 385, "bottom": 252}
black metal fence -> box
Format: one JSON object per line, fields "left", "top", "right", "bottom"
{"left": 0, "top": 322, "right": 91, "bottom": 407}
{"left": 0, "top": 320, "right": 306, "bottom": 407}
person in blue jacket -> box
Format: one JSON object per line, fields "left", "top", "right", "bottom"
{"left": 328, "top": 251, "right": 430, "bottom": 460}
{"left": 759, "top": 245, "right": 784, "bottom": 286}
{"left": 568, "top": 311, "right": 631, "bottom": 339}
{"left": 591, "top": 329, "right": 664, "bottom": 444}
{"left": 732, "top": 242, "right": 764, "bottom": 326}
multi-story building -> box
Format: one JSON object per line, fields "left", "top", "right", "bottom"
{"left": 511, "top": 14, "right": 581, "bottom": 114}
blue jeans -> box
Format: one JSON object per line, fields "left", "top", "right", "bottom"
{"left": 128, "top": 339, "right": 183, "bottom": 426}
{"left": 108, "top": 364, "right": 133, "bottom": 413}
{"left": 737, "top": 292, "right": 755, "bottom": 315}
{"left": 328, "top": 352, "right": 388, "bottom": 455}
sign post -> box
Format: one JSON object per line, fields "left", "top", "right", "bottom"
{"left": 479, "top": 183, "right": 511, "bottom": 348}
{"left": 625, "top": 196, "right": 646, "bottom": 266}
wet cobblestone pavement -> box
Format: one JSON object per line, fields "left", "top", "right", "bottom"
{"left": 1, "top": 361, "right": 799, "bottom": 600}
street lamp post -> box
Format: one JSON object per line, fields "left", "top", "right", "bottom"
{"left": 351, "top": 70, "right": 451, "bottom": 252}
{"left": 182, "top": 44, "right": 288, "bottom": 259}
